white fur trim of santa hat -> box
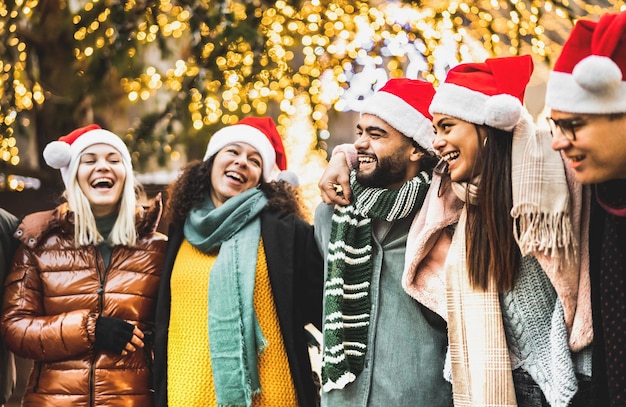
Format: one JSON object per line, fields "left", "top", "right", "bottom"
{"left": 203, "top": 123, "right": 276, "bottom": 181}
{"left": 546, "top": 56, "right": 626, "bottom": 114}
{"left": 546, "top": 12, "right": 626, "bottom": 113}
{"left": 429, "top": 82, "right": 523, "bottom": 131}
{"left": 43, "top": 128, "right": 132, "bottom": 187}
{"left": 360, "top": 91, "right": 436, "bottom": 154}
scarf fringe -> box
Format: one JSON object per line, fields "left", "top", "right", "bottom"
{"left": 322, "top": 371, "right": 357, "bottom": 392}
{"left": 511, "top": 204, "right": 578, "bottom": 269}
{"left": 216, "top": 381, "right": 261, "bottom": 407}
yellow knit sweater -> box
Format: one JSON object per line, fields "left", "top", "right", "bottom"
{"left": 168, "top": 239, "right": 298, "bottom": 406}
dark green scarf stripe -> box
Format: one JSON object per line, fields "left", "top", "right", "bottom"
{"left": 322, "top": 170, "right": 431, "bottom": 392}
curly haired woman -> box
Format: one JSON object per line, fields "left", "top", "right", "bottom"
{"left": 153, "top": 117, "right": 323, "bottom": 407}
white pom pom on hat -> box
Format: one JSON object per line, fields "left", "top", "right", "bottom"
{"left": 429, "top": 55, "right": 533, "bottom": 132}
{"left": 484, "top": 94, "right": 523, "bottom": 130}
{"left": 276, "top": 170, "right": 300, "bottom": 187}
{"left": 546, "top": 11, "right": 626, "bottom": 114}
{"left": 43, "top": 140, "right": 73, "bottom": 169}
{"left": 573, "top": 55, "right": 622, "bottom": 91}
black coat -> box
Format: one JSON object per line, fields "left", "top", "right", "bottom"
{"left": 154, "top": 209, "right": 323, "bottom": 406}
{"left": 0, "top": 208, "right": 18, "bottom": 404}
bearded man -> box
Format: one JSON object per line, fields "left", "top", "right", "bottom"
{"left": 314, "top": 78, "right": 452, "bottom": 407}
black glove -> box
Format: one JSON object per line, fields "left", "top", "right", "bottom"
{"left": 95, "top": 316, "right": 135, "bottom": 354}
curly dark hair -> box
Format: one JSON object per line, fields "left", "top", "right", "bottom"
{"left": 165, "top": 158, "right": 307, "bottom": 225}
{"left": 259, "top": 179, "right": 308, "bottom": 220}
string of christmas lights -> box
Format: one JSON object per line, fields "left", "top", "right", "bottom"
{"left": 1, "top": 0, "right": 624, "bottom": 192}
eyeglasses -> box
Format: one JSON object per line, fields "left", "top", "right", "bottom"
{"left": 546, "top": 116, "right": 587, "bottom": 142}
{"left": 546, "top": 115, "right": 611, "bottom": 142}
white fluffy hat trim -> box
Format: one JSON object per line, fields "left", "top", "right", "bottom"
{"left": 546, "top": 57, "right": 626, "bottom": 114}
{"left": 360, "top": 91, "right": 436, "bottom": 154}
{"left": 203, "top": 124, "right": 276, "bottom": 181}
{"left": 429, "top": 83, "right": 522, "bottom": 131}
{"left": 67, "top": 129, "right": 131, "bottom": 165}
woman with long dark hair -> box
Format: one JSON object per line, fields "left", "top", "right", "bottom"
{"left": 412, "top": 55, "right": 592, "bottom": 407}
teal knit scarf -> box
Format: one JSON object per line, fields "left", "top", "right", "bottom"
{"left": 184, "top": 187, "right": 269, "bottom": 407}
{"left": 322, "top": 170, "right": 431, "bottom": 392}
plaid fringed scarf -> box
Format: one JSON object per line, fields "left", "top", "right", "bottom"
{"left": 446, "top": 207, "right": 517, "bottom": 407}
{"left": 510, "top": 114, "right": 577, "bottom": 270}
{"left": 321, "top": 170, "right": 431, "bottom": 392}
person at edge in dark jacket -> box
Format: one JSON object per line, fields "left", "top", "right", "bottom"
{"left": 0, "top": 207, "right": 18, "bottom": 407}
{"left": 0, "top": 125, "right": 167, "bottom": 406}
{"left": 547, "top": 11, "right": 626, "bottom": 407}
{"left": 153, "top": 116, "right": 323, "bottom": 407}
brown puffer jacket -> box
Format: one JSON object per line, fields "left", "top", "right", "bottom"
{"left": 0, "top": 199, "right": 167, "bottom": 407}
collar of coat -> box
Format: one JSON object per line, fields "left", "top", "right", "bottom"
{"left": 14, "top": 193, "right": 163, "bottom": 248}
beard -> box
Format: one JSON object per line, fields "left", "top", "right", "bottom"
{"left": 356, "top": 150, "right": 409, "bottom": 188}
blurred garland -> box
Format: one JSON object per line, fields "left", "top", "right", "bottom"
{"left": 0, "top": 0, "right": 623, "bottom": 172}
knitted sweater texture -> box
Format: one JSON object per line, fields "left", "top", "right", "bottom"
{"left": 500, "top": 256, "right": 591, "bottom": 407}
{"left": 167, "top": 240, "right": 297, "bottom": 406}
{"left": 168, "top": 240, "right": 215, "bottom": 406}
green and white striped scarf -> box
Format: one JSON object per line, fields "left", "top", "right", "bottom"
{"left": 322, "top": 170, "right": 431, "bottom": 392}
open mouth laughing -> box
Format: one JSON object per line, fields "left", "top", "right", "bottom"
{"left": 225, "top": 170, "right": 246, "bottom": 183}
{"left": 357, "top": 154, "right": 377, "bottom": 168}
{"left": 567, "top": 154, "right": 585, "bottom": 163}
{"left": 441, "top": 151, "right": 460, "bottom": 163}
{"left": 91, "top": 178, "right": 114, "bottom": 189}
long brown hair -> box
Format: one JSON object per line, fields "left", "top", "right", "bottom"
{"left": 465, "top": 125, "right": 521, "bottom": 292}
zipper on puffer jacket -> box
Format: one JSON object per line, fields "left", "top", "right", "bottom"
{"left": 89, "top": 247, "right": 110, "bottom": 407}
{"left": 95, "top": 247, "right": 109, "bottom": 313}
{"left": 89, "top": 343, "right": 97, "bottom": 406}
{"left": 32, "top": 362, "right": 42, "bottom": 393}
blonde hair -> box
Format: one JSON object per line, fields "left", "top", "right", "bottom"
{"left": 64, "top": 153, "right": 139, "bottom": 247}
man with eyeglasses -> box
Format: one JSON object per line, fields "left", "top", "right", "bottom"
{"left": 546, "top": 11, "right": 626, "bottom": 407}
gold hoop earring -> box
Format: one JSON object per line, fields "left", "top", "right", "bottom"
{"left": 483, "top": 137, "right": 488, "bottom": 147}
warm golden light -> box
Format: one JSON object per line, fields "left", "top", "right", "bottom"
{"left": 0, "top": 0, "right": 623, "bottom": 194}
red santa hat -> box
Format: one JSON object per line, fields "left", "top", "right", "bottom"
{"left": 429, "top": 55, "right": 534, "bottom": 131}
{"left": 359, "top": 78, "right": 437, "bottom": 154}
{"left": 546, "top": 11, "right": 626, "bottom": 114}
{"left": 43, "top": 124, "right": 133, "bottom": 187}
{"left": 203, "top": 116, "right": 287, "bottom": 181}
